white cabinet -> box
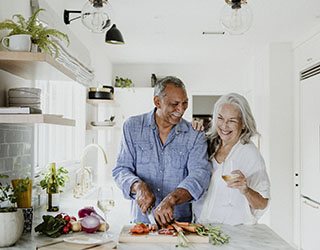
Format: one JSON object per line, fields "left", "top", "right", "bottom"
{"left": 300, "top": 73, "right": 320, "bottom": 203}
{"left": 300, "top": 197, "right": 320, "bottom": 250}
{"left": 295, "top": 32, "right": 320, "bottom": 71}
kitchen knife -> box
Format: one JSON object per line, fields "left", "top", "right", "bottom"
{"left": 147, "top": 210, "right": 157, "bottom": 225}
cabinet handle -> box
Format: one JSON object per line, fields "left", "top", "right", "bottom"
{"left": 303, "top": 200, "right": 319, "bottom": 209}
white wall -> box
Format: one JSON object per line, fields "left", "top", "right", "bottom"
{"left": 253, "top": 43, "right": 294, "bottom": 244}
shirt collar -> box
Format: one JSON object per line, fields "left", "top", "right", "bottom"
{"left": 147, "top": 108, "right": 189, "bottom": 134}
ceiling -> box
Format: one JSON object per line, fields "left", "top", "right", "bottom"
{"left": 47, "top": 0, "right": 320, "bottom": 64}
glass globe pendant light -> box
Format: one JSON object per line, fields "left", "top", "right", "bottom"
{"left": 220, "top": 0, "right": 253, "bottom": 35}
{"left": 81, "top": 0, "right": 111, "bottom": 33}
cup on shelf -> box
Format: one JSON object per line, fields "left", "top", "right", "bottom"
{"left": 1, "top": 34, "right": 32, "bottom": 52}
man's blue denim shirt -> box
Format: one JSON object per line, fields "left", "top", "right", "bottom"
{"left": 112, "top": 109, "right": 211, "bottom": 223}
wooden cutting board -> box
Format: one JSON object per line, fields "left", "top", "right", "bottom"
{"left": 118, "top": 225, "right": 209, "bottom": 243}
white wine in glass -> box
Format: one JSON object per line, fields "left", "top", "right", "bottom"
{"left": 97, "top": 186, "right": 115, "bottom": 238}
{"left": 221, "top": 160, "right": 238, "bottom": 206}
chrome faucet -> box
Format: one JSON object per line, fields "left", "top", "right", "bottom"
{"left": 73, "top": 143, "right": 108, "bottom": 198}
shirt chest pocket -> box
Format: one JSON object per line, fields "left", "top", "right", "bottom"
{"left": 168, "top": 146, "right": 188, "bottom": 168}
{"left": 135, "top": 142, "right": 154, "bottom": 164}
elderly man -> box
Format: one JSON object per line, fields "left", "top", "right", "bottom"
{"left": 112, "top": 76, "right": 211, "bottom": 226}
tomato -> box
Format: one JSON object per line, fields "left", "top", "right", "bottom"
{"left": 63, "top": 225, "right": 69, "bottom": 234}
{"left": 63, "top": 215, "right": 71, "bottom": 222}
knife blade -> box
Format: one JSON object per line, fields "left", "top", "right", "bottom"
{"left": 147, "top": 210, "right": 157, "bottom": 225}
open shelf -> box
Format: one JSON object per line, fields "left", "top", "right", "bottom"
{"left": 0, "top": 51, "right": 77, "bottom": 81}
{"left": 86, "top": 124, "right": 120, "bottom": 130}
{"left": 86, "top": 99, "right": 118, "bottom": 106}
{"left": 0, "top": 114, "right": 75, "bottom": 126}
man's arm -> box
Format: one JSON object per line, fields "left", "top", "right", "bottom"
{"left": 112, "top": 119, "right": 140, "bottom": 199}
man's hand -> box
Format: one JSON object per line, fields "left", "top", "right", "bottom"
{"left": 131, "top": 181, "right": 156, "bottom": 214}
{"left": 154, "top": 188, "right": 192, "bottom": 226}
{"left": 154, "top": 198, "right": 174, "bottom": 226}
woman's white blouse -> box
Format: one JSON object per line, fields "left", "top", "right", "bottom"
{"left": 193, "top": 140, "right": 270, "bottom": 225}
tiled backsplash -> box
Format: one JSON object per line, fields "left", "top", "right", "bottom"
{"left": 0, "top": 124, "right": 34, "bottom": 179}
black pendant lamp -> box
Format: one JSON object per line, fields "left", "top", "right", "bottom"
{"left": 105, "top": 24, "right": 125, "bottom": 44}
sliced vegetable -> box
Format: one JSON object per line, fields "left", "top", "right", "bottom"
{"left": 78, "top": 206, "right": 105, "bottom": 221}
{"left": 172, "top": 223, "right": 189, "bottom": 247}
{"left": 80, "top": 215, "right": 100, "bottom": 233}
{"left": 78, "top": 207, "right": 96, "bottom": 218}
{"left": 195, "top": 224, "right": 230, "bottom": 245}
{"left": 174, "top": 221, "right": 201, "bottom": 233}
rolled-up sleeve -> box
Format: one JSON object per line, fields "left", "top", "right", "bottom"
{"left": 178, "top": 132, "right": 211, "bottom": 200}
{"left": 112, "top": 119, "right": 140, "bottom": 200}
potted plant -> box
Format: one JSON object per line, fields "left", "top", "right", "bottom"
{"left": 0, "top": 8, "right": 69, "bottom": 57}
{"left": 39, "top": 162, "right": 68, "bottom": 212}
{"left": 11, "top": 177, "right": 32, "bottom": 208}
{"left": 114, "top": 76, "right": 133, "bottom": 88}
{"left": 0, "top": 174, "right": 24, "bottom": 247}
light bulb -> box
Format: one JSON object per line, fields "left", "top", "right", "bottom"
{"left": 220, "top": 2, "right": 253, "bottom": 35}
{"left": 81, "top": 0, "right": 111, "bottom": 33}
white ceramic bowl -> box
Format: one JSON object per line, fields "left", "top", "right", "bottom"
{"left": 8, "top": 88, "right": 41, "bottom": 98}
{"left": 9, "top": 97, "right": 41, "bottom": 104}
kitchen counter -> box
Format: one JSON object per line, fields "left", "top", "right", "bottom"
{"left": 3, "top": 193, "right": 296, "bottom": 250}
{"left": 7, "top": 223, "right": 296, "bottom": 250}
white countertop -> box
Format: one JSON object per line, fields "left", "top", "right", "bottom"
{"left": 5, "top": 194, "right": 297, "bottom": 250}
{"left": 9, "top": 223, "right": 296, "bottom": 250}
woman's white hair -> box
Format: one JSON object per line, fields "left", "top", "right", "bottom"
{"left": 207, "top": 93, "right": 259, "bottom": 158}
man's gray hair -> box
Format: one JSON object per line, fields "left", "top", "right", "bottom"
{"left": 153, "top": 76, "right": 186, "bottom": 97}
{"left": 207, "top": 93, "right": 259, "bottom": 157}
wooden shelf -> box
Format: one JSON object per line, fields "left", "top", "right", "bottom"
{"left": 86, "top": 124, "right": 119, "bottom": 130}
{"left": 0, "top": 51, "right": 77, "bottom": 81}
{"left": 0, "top": 114, "right": 75, "bottom": 126}
{"left": 86, "top": 99, "right": 118, "bottom": 106}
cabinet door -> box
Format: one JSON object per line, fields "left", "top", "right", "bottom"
{"left": 301, "top": 198, "right": 320, "bottom": 250}
{"left": 300, "top": 74, "right": 320, "bottom": 202}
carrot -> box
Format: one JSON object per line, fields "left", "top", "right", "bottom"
{"left": 174, "top": 221, "right": 202, "bottom": 233}
{"left": 171, "top": 223, "right": 184, "bottom": 233}
{"left": 174, "top": 221, "right": 190, "bottom": 227}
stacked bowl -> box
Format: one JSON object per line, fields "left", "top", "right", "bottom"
{"left": 8, "top": 88, "right": 41, "bottom": 109}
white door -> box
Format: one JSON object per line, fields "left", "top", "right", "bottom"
{"left": 300, "top": 197, "right": 320, "bottom": 250}
{"left": 300, "top": 73, "right": 320, "bottom": 202}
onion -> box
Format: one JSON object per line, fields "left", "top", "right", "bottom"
{"left": 80, "top": 215, "right": 100, "bottom": 233}
{"left": 78, "top": 207, "right": 96, "bottom": 218}
{"left": 78, "top": 207, "right": 105, "bottom": 222}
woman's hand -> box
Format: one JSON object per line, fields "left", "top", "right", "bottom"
{"left": 226, "top": 170, "right": 268, "bottom": 209}
{"left": 192, "top": 119, "right": 204, "bottom": 131}
{"left": 226, "top": 170, "right": 249, "bottom": 194}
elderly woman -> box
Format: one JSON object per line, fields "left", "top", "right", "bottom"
{"left": 193, "top": 93, "right": 270, "bottom": 225}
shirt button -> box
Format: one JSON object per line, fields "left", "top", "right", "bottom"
{"left": 157, "top": 188, "right": 160, "bottom": 192}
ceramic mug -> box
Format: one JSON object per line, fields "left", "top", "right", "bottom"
{"left": 1, "top": 34, "right": 32, "bottom": 52}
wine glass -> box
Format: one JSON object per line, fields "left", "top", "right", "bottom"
{"left": 97, "top": 185, "right": 115, "bottom": 238}
{"left": 221, "top": 160, "right": 238, "bottom": 206}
